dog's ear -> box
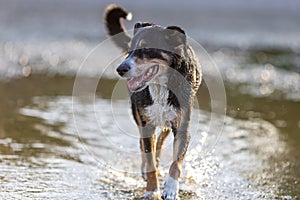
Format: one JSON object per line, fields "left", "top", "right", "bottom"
{"left": 134, "top": 22, "right": 153, "bottom": 34}
{"left": 164, "top": 26, "right": 186, "bottom": 47}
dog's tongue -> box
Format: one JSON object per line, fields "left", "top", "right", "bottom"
{"left": 127, "top": 75, "right": 144, "bottom": 91}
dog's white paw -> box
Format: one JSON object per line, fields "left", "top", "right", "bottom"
{"left": 161, "top": 175, "right": 179, "bottom": 200}
{"left": 143, "top": 190, "right": 161, "bottom": 200}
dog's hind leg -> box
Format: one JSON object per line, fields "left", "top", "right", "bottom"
{"left": 140, "top": 126, "right": 160, "bottom": 198}
{"left": 155, "top": 127, "right": 171, "bottom": 168}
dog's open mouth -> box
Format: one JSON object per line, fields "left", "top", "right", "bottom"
{"left": 127, "top": 65, "right": 159, "bottom": 92}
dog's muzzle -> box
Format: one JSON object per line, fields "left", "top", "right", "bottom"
{"left": 116, "top": 62, "right": 131, "bottom": 77}
{"left": 126, "top": 64, "right": 159, "bottom": 92}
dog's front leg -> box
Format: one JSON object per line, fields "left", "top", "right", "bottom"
{"left": 162, "top": 112, "right": 191, "bottom": 200}
{"left": 141, "top": 126, "right": 160, "bottom": 198}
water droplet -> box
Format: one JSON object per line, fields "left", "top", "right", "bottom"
{"left": 260, "top": 70, "right": 270, "bottom": 82}
{"left": 22, "top": 66, "right": 31, "bottom": 77}
{"left": 49, "top": 54, "right": 60, "bottom": 67}
{"left": 19, "top": 54, "right": 29, "bottom": 66}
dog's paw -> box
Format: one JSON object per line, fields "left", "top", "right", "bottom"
{"left": 143, "top": 190, "right": 161, "bottom": 200}
{"left": 161, "top": 175, "right": 179, "bottom": 200}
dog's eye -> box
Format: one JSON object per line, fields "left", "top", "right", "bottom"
{"left": 145, "top": 49, "right": 159, "bottom": 59}
{"left": 143, "top": 48, "right": 151, "bottom": 52}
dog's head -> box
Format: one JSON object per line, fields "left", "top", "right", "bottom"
{"left": 116, "top": 22, "right": 187, "bottom": 92}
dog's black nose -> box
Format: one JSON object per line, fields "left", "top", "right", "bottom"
{"left": 116, "top": 62, "right": 131, "bottom": 76}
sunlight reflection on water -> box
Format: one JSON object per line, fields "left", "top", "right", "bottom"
{"left": 7, "top": 95, "right": 294, "bottom": 199}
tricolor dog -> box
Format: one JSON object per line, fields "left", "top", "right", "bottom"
{"left": 104, "top": 4, "right": 201, "bottom": 200}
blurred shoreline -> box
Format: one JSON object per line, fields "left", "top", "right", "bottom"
{"left": 0, "top": 0, "right": 299, "bottom": 100}
{"left": 1, "top": 0, "right": 300, "bottom": 48}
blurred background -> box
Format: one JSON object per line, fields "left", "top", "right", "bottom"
{"left": 0, "top": 0, "right": 299, "bottom": 199}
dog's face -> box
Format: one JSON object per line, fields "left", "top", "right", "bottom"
{"left": 116, "top": 23, "right": 187, "bottom": 92}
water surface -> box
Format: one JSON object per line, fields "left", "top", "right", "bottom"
{"left": 0, "top": 76, "right": 299, "bottom": 199}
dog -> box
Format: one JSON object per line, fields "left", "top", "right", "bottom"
{"left": 104, "top": 4, "right": 201, "bottom": 200}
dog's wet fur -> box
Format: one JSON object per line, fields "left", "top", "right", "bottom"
{"left": 105, "top": 4, "right": 201, "bottom": 199}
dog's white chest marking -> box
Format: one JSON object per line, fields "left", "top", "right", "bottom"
{"left": 146, "top": 78, "right": 177, "bottom": 127}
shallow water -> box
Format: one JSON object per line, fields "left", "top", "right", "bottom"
{"left": 0, "top": 77, "right": 299, "bottom": 199}
{"left": 0, "top": 0, "right": 300, "bottom": 199}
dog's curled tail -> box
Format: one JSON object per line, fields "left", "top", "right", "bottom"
{"left": 104, "top": 4, "right": 132, "bottom": 52}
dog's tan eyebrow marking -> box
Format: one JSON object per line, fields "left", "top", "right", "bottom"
{"left": 161, "top": 52, "right": 170, "bottom": 61}
{"left": 139, "top": 39, "right": 147, "bottom": 48}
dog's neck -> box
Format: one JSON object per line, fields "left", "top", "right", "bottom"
{"left": 148, "top": 75, "right": 168, "bottom": 104}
